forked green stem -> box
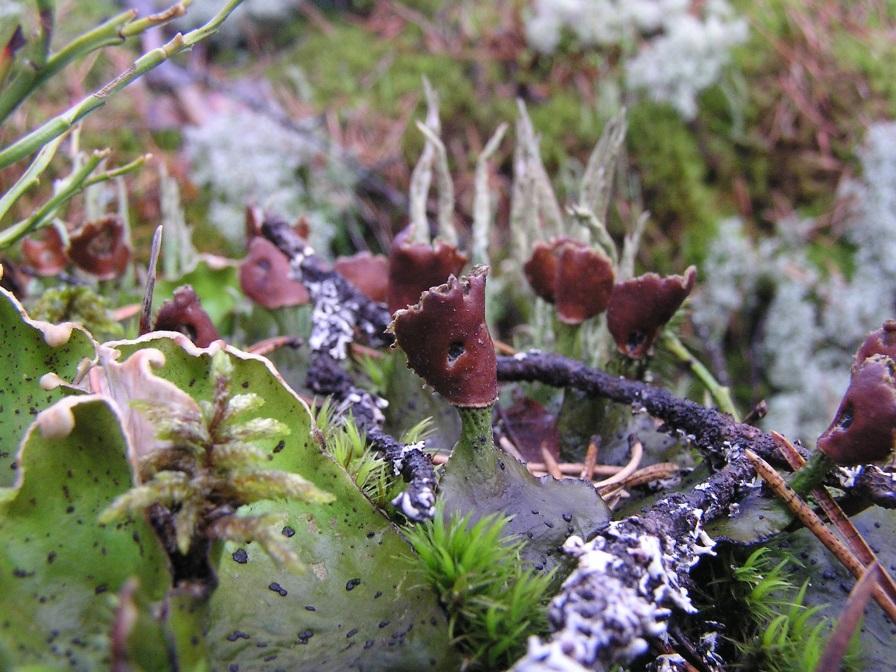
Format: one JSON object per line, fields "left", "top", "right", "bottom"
{"left": 661, "top": 330, "right": 739, "bottom": 420}
{"left": 0, "top": 0, "right": 244, "bottom": 169}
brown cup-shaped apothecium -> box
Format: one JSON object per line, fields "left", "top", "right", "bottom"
{"left": 853, "top": 320, "right": 896, "bottom": 372}
{"left": 239, "top": 237, "right": 309, "bottom": 309}
{"left": 817, "top": 354, "right": 896, "bottom": 465}
{"left": 387, "top": 227, "right": 467, "bottom": 314}
{"left": 607, "top": 266, "right": 697, "bottom": 358}
{"left": 154, "top": 285, "right": 220, "bottom": 347}
{"left": 67, "top": 215, "right": 131, "bottom": 280}
{"left": 390, "top": 267, "right": 497, "bottom": 408}
{"left": 523, "top": 237, "right": 615, "bottom": 325}
{"left": 21, "top": 226, "right": 67, "bottom": 276}
{"left": 335, "top": 252, "right": 389, "bottom": 304}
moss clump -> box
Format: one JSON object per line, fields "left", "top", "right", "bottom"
{"left": 30, "top": 285, "right": 124, "bottom": 340}
{"left": 627, "top": 102, "right": 719, "bottom": 265}
{"left": 405, "top": 507, "right": 553, "bottom": 670}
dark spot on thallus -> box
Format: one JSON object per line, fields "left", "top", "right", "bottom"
{"left": 232, "top": 548, "right": 248, "bottom": 564}
{"left": 226, "top": 631, "right": 250, "bottom": 642}
{"left": 378, "top": 620, "right": 390, "bottom": 629}
{"left": 346, "top": 578, "right": 361, "bottom": 591}
{"left": 562, "top": 513, "right": 572, "bottom": 522}
{"left": 281, "top": 526, "right": 295, "bottom": 537}
{"left": 268, "top": 582, "right": 287, "bottom": 597}
{"left": 364, "top": 639, "right": 375, "bottom": 650}
{"left": 346, "top": 628, "right": 358, "bottom": 638}
{"left": 297, "top": 629, "right": 313, "bottom": 645}
{"left": 499, "top": 461, "right": 505, "bottom": 471}
{"left": 304, "top": 605, "right": 316, "bottom": 612}
{"left": 228, "top": 665, "right": 239, "bottom": 672}
{"left": 273, "top": 440, "right": 286, "bottom": 454}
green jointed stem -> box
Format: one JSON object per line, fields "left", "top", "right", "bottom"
{"left": 0, "top": 0, "right": 244, "bottom": 169}
{"left": 0, "top": 150, "right": 105, "bottom": 249}
{"left": 661, "top": 330, "right": 740, "bottom": 420}
{"left": 0, "top": 2, "right": 192, "bottom": 123}
{"left": 0, "top": 133, "right": 65, "bottom": 224}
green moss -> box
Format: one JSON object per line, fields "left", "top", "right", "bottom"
{"left": 627, "top": 102, "right": 719, "bottom": 265}
{"left": 404, "top": 505, "right": 553, "bottom": 670}
{"left": 29, "top": 285, "right": 123, "bottom": 340}
{"left": 834, "top": 31, "right": 896, "bottom": 116}
{"left": 278, "top": 19, "right": 599, "bottom": 168}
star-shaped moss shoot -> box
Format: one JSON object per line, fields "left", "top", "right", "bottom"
{"left": 523, "top": 237, "right": 615, "bottom": 325}
{"left": 606, "top": 266, "right": 697, "bottom": 358}
{"left": 100, "top": 350, "right": 334, "bottom": 571}
{"left": 389, "top": 266, "right": 497, "bottom": 408}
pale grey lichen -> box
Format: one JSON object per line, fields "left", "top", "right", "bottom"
{"left": 184, "top": 108, "right": 354, "bottom": 250}
{"left": 513, "top": 509, "right": 715, "bottom": 671}
{"left": 693, "top": 123, "right": 896, "bottom": 443}
{"left": 525, "top": 0, "right": 747, "bottom": 119}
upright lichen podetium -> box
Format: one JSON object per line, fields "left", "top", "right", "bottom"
{"left": 390, "top": 267, "right": 498, "bottom": 467}
{"left": 391, "top": 268, "right": 609, "bottom": 569}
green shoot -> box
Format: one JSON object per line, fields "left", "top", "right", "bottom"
{"left": 404, "top": 506, "right": 553, "bottom": 670}
{"left": 100, "top": 350, "right": 334, "bottom": 571}
{"left": 727, "top": 549, "right": 862, "bottom": 672}
{"left": 315, "top": 398, "right": 400, "bottom": 508}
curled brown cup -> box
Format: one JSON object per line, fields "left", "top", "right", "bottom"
{"left": 239, "top": 237, "right": 309, "bottom": 309}
{"left": 67, "top": 215, "right": 131, "bottom": 280}
{"left": 853, "top": 320, "right": 896, "bottom": 371}
{"left": 335, "top": 252, "right": 389, "bottom": 303}
{"left": 154, "top": 285, "right": 220, "bottom": 347}
{"left": 21, "top": 226, "right": 67, "bottom": 276}
{"left": 390, "top": 267, "right": 497, "bottom": 407}
{"left": 606, "top": 266, "right": 697, "bottom": 358}
{"left": 817, "top": 354, "right": 896, "bottom": 465}
{"left": 523, "top": 237, "right": 615, "bottom": 325}
{"left": 387, "top": 227, "right": 467, "bottom": 314}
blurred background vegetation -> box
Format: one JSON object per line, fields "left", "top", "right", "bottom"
{"left": 2, "top": 0, "right": 896, "bottom": 445}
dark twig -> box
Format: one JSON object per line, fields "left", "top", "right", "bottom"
{"left": 261, "top": 217, "right": 435, "bottom": 520}
{"left": 497, "top": 350, "right": 784, "bottom": 465}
